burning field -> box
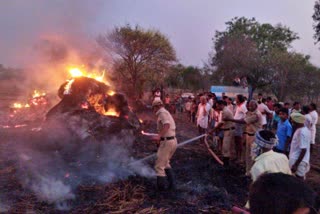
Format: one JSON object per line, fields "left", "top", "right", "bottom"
{"left": 0, "top": 65, "right": 249, "bottom": 213}
{"left": 1, "top": 67, "right": 320, "bottom": 213}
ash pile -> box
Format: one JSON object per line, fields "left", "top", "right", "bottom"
{"left": 0, "top": 76, "right": 155, "bottom": 210}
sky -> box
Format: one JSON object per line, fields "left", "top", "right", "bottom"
{"left": 0, "top": 0, "right": 319, "bottom": 68}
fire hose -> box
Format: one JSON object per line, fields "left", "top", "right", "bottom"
{"left": 128, "top": 134, "right": 224, "bottom": 166}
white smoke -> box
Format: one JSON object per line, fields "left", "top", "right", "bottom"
{"left": 0, "top": 1, "right": 152, "bottom": 210}
{"left": 30, "top": 176, "right": 75, "bottom": 204}
{"left": 0, "top": 0, "right": 112, "bottom": 99}
{"left": 7, "top": 122, "right": 155, "bottom": 210}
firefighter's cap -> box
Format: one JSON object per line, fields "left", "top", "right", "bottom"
{"left": 152, "top": 99, "right": 163, "bottom": 107}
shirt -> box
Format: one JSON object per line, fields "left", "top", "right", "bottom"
{"left": 310, "top": 110, "right": 318, "bottom": 130}
{"left": 257, "top": 103, "right": 273, "bottom": 125}
{"left": 273, "top": 112, "right": 280, "bottom": 123}
{"left": 234, "top": 103, "right": 247, "bottom": 120}
{"left": 289, "top": 127, "right": 311, "bottom": 164}
{"left": 185, "top": 101, "right": 192, "bottom": 111}
{"left": 251, "top": 150, "right": 292, "bottom": 181}
{"left": 244, "top": 110, "right": 263, "bottom": 133}
{"left": 208, "top": 98, "right": 214, "bottom": 107}
{"left": 156, "top": 107, "right": 176, "bottom": 137}
{"left": 197, "top": 103, "right": 211, "bottom": 128}
{"left": 220, "top": 107, "right": 234, "bottom": 129}
{"left": 304, "top": 114, "right": 313, "bottom": 129}
{"left": 275, "top": 119, "right": 292, "bottom": 151}
{"left": 227, "top": 104, "right": 235, "bottom": 115}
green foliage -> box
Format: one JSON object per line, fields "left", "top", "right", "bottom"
{"left": 211, "top": 17, "right": 299, "bottom": 100}
{"left": 313, "top": 0, "right": 320, "bottom": 43}
{"left": 215, "top": 17, "right": 298, "bottom": 54}
{"left": 165, "top": 64, "right": 210, "bottom": 91}
{"left": 97, "top": 25, "right": 176, "bottom": 98}
{"left": 269, "top": 51, "right": 315, "bottom": 101}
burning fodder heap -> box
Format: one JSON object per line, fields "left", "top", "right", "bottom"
{"left": 46, "top": 76, "right": 140, "bottom": 142}
{"left": 5, "top": 76, "right": 154, "bottom": 210}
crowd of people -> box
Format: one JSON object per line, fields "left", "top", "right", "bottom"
{"left": 182, "top": 92, "right": 319, "bottom": 180}
{"left": 151, "top": 89, "right": 318, "bottom": 213}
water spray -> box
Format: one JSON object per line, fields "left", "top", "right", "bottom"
{"left": 128, "top": 134, "right": 207, "bottom": 166}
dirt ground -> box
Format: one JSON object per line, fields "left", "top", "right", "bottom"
{"left": 0, "top": 108, "right": 319, "bottom": 213}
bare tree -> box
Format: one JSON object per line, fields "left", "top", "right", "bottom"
{"left": 97, "top": 25, "right": 176, "bottom": 99}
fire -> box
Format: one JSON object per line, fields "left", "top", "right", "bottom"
{"left": 107, "top": 90, "right": 115, "bottom": 96}
{"left": 32, "top": 90, "right": 46, "bottom": 98}
{"left": 139, "top": 119, "right": 143, "bottom": 123}
{"left": 67, "top": 67, "right": 107, "bottom": 84}
{"left": 104, "top": 107, "right": 120, "bottom": 117}
{"left": 69, "top": 68, "right": 83, "bottom": 78}
{"left": 12, "top": 103, "right": 30, "bottom": 109}
{"left": 64, "top": 66, "right": 121, "bottom": 118}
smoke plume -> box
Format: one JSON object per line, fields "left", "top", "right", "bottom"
{"left": 0, "top": 2, "right": 154, "bottom": 210}
{"left": 2, "top": 118, "right": 155, "bottom": 210}
{"left": 0, "top": 0, "right": 111, "bottom": 96}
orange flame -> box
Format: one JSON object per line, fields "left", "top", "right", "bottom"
{"left": 32, "top": 90, "right": 46, "bottom": 98}
{"left": 104, "top": 107, "right": 120, "bottom": 117}
{"left": 12, "top": 103, "right": 30, "bottom": 109}
{"left": 107, "top": 90, "right": 115, "bottom": 96}
{"left": 69, "top": 68, "right": 83, "bottom": 78}
{"left": 67, "top": 67, "right": 107, "bottom": 84}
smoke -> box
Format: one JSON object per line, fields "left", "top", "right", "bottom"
{"left": 0, "top": 0, "right": 112, "bottom": 97}
{"left": 0, "top": 2, "right": 155, "bottom": 210}
{"left": 1, "top": 117, "right": 155, "bottom": 210}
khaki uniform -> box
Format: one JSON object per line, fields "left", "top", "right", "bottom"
{"left": 244, "top": 110, "right": 263, "bottom": 174}
{"left": 221, "top": 107, "right": 235, "bottom": 158}
{"left": 155, "top": 107, "right": 177, "bottom": 177}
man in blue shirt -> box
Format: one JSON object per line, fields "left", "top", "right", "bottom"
{"left": 274, "top": 108, "right": 292, "bottom": 155}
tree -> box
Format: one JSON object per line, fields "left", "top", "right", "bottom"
{"left": 98, "top": 25, "right": 176, "bottom": 99}
{"left": 165, "top": 64, "right": 184, "bottom": 89}
{"left": 165, "top": 64, "right": 210, "bottom": 91}
{"left": 269, "top": 51, "right": 311, "bottom": 101}
{"left": 210, "top": 17, "right": 299, "bottom": 100}
{"left": 313, "top": 0, "right": 320, "bottom": 43}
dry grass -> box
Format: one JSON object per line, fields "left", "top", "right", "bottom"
{"left": 74, "top": 180, "right": 168, "bottom": 214}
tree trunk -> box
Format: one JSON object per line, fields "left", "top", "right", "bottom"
{"left": 248, "top": 84, "right": 255, "bottom": 101}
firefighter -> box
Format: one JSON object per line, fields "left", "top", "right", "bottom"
{"left": 151, "top": 99, "right": 177, "bottom": 191}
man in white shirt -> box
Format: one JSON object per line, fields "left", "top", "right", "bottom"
{"left": 302, "top": 106, "right": 313, "bottom": 130}
{"left": 289, "top": 113, "right": 311, "bottom": 179}
{"left": 258, "top": 98, "right": 273, "bottom": 129}
{"left": 251, "top": 130, "right": 291, "bottom": 181}
{"left": 196, "top": 96, "right": 211, "bottom": 143}
{"left": 208, "top": 93, "right": 214, "bottom": 107}
{"left": 234, "top": 94, "right": 247, "bottom": 161}
{"left": 309, "top": 103, "right": 318, "bottom": 153}
{"left": 184, "top": 97, "right": 193, "bottom": 122}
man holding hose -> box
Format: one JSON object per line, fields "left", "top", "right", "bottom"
{"left": 151, "top": 99, "right": 178, "bottom": 191}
